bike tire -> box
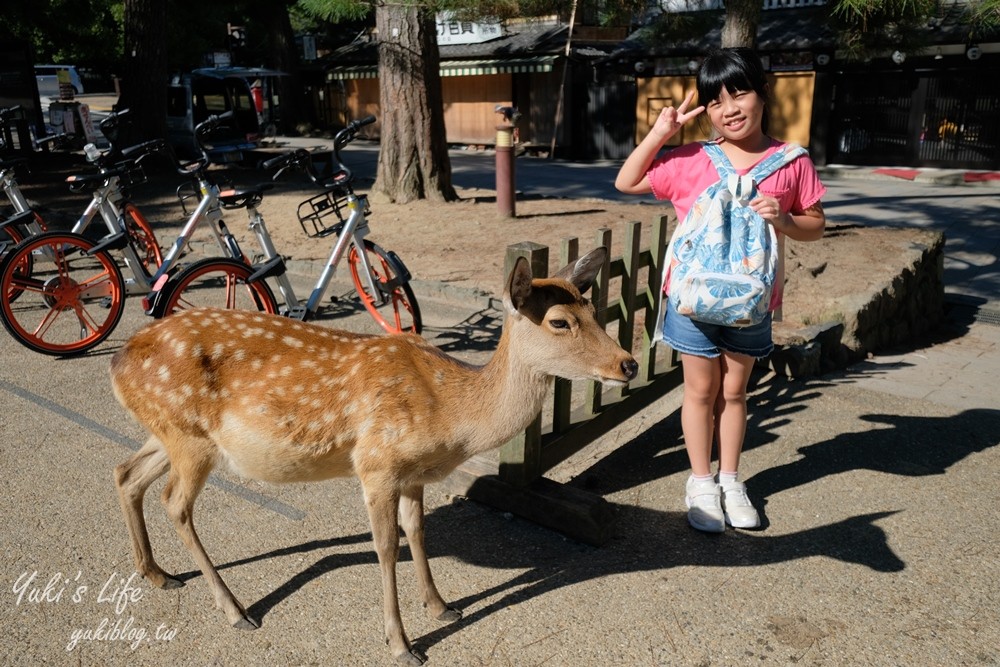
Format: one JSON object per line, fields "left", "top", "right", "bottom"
{"left": 1, "top": 223, "right": 31, "bottom": 302}
{"left": 122, "top": 202, "right": 163, "bottom": 274}
{"left": 348, "top": 239, "right": 421, "bottom": 334}
{"left": 159, "top": 257, "right": 279, "bottom": 317}
{"left": 0, "top": 231, "right": 126, "bottom": 356}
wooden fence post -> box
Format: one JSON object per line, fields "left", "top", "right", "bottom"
{"left": 498, "top": 242, "right": 548, "bottom": 486}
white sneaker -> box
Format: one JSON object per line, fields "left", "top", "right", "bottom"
{"left": 685, "top": 476, "right": 725, "bottom": 533}
{"left": 720, "top": 481, "right": 760, "bottom": 529}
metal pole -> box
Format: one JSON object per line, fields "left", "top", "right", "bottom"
{"left": 496, "top": 123, "right": 515, "bottom": 217}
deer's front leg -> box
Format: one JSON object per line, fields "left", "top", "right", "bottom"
{"left": 399, "top": 485, "right": 462, "bottom": 622}
{"left": 364, "top": 483, "right": 425, "bottom": 666}
{"left": 115, "top": 436, "right": 183, "bottom": 590}
{"left": 161, "top": 452, "right": 258, "bottom": 630}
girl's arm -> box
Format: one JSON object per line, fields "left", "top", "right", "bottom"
{"left": 752, "top": 198, "right": 826, "bottom": 241}
{"left": 615, "top": 91, "right": 704, "bottom": 195}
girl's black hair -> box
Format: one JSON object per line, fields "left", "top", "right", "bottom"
{"left": 697, "top": 48, "right": 770, "bottom": 133}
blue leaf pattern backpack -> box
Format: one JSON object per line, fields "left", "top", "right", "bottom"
{"left": 661, "top": 141, "right": 807, "bottom": 329}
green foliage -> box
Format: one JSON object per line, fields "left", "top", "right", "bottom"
{"left": 635, "top": 9, "right": 722, "bottom": 48}
{"left": 0, "top": 0, "right": 122, "bottom": 71}
{"left": 967, "top": 0, "right": 1000, "bottom": 35}
{"left": 295, "top": 0, "right": 373, "bottom": 22}
{"left": 832, "top": 0, "right": 942, "bottom": 60}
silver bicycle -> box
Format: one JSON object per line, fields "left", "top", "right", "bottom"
{"left": 155, "top": 115, "right": 421, "bottom": 334}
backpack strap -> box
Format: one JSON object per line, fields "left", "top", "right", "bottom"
{"left": 702, "top": 140, "right": 807, "bottom": 183}
{"left": 748, "top": 142, "right": 808, "bottom": 182}
{"left": 701, "top": 141, "right": 734, "bottom": 178}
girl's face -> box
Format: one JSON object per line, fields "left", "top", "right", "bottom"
{"left": 705, "top": 87, "right": 766, "bottom": 143}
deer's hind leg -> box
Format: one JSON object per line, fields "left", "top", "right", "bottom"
{"left": 399, "top": 485, "right": 461, "bottom": 623}
{"left": 362, "top": 479, "right": 427, "bottom": 666}
{"left": 114, "top": 435, "right": 181, "bottom": 589}
{"left": 160, "top": 436, "right": 259, "bottom": 630}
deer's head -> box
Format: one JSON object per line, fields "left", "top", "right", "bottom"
{"left": 503, "top": 247, "right": 638, "bottom": 386}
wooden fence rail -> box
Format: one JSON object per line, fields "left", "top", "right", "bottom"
{"left": 442, "top": 215, "right": 686, "bottom": 544}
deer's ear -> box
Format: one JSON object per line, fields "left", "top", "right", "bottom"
{"left": 551, "top": 247, "right": 607, "bottom": 295}
{"left": 503, "top": 256, "right": 533, "bottom": 314}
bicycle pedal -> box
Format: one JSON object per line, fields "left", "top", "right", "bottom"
{"left": 286, "top": 305, "right": 309, "bottom": 320}
{"left": 100, "top": 296, "right": 113, "bottom": 309}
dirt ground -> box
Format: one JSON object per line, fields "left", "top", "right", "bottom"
{"left": 11, "top": 152, "right": 918, "bottom": 333}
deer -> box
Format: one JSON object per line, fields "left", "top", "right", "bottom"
{"left": 110, "top": 246, "right": 638, "bottom": 665}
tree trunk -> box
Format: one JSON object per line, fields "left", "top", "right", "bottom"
{"left": 372, "top": 3, "right": 457, "bottom": 204}
{"left": 720, "top": 0, "right": 762, "bottom": 48}
{"left": 119, "top": 0, "right": 168, "bottom": 145}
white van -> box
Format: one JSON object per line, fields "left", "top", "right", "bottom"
{"left": 35, "top": 65, "right": 85, "bottom": 99}
{"left": 167, "top": 67, "right": 283, "bottom": 161}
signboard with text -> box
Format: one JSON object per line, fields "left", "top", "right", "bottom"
{"left": 435, "top": 12, "right": 502, "bottom": 45}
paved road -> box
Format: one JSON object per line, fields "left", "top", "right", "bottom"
{"left": 1, "top": 133, "right": 998, "bottom": 666}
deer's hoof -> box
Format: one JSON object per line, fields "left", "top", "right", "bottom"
{"left": 394, "top": 647, "right": 427, "bottom": 666}
{"left": 437, "top": 607, "right": 462, "bottom": 623}
{"left": 232, "top": 615, "right": 260, "bottom": 631}
{"left": 160, "top": 576, "right": 185, "bottom": 590}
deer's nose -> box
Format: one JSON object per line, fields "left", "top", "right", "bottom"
{"left": 622, "top": 358, "right": 639, "bottom": 380}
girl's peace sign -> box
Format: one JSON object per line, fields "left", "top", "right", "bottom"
{"left": 652, "top": 90, "right": 705, "bottom": 140}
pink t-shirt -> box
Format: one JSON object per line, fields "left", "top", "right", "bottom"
{"left": 646, "top": 138, "right": 827, "bottom": 311}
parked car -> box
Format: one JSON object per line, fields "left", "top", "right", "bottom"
{"left": 35, "top": 65, "right": 84, "bottom": 99}
{"left": 167, "top": 67, "right": 283, "bottom": 162}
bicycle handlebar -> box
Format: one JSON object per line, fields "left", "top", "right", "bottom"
{"left": 264, "top": 115, "right": 375, "bottom": 187}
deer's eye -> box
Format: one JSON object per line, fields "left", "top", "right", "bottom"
{"left": 549, "top": 319, "right": 570, "bottom": 330}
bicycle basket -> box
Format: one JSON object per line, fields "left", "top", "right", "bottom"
{"left": 297, "top": 185, "right": 351, "bottom": 238}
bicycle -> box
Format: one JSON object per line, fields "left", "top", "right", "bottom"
{"left": 154, "top": 114, "right": 421, "bottom": 334}
{"left": 0, "top": 105, "right": 73, "bottom": 259}
{"left": 0, "top": 110, "right": 276, "bottom": 356}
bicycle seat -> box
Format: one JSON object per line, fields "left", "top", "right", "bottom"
{"left": 218, "top": 184, "right": 274, "bottom": 210}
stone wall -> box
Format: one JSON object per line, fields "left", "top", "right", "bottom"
{"left": 769, "top": 230, "right": 945, "bottom": 379}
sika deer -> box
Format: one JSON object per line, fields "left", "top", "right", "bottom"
{"left": 110, "top": 247, "right": 637, "bottom": 665}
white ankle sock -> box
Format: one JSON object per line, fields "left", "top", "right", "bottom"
{"left": 691, "top": 473, "right": 715, "bottom": 484}
{"left": 718, "top": 471, "right": 739, "bottom": 485}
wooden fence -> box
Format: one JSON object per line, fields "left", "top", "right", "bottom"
{"left": 442, "top": 215, "right": 686, "bottom": 545}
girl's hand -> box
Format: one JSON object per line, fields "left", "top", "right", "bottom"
{"left": 652, "top": 90, "right": 705, "bottom": 140}
{"left": 750, "top": 195, "right": 786, "bottom": 229}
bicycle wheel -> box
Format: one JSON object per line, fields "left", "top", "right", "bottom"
{"left": 1, "top": 224, "right": 28, "bottom": 300}
{"left": 122, "top": 202, "right": 163, "bottom": 274}
{"left": 2, "top": 213, "right": 44, "bottom": 302}
{"left": 160, "top": 257, "right": 278, "bottom": 316}
{"left": 0, "top": 232, "right": 126, "bottom": 356}
{"left": 0, "top": 220, "right": 25, "bottom": 252}
{"left": 348, "top": 239, "right": 421, "bottom": 334}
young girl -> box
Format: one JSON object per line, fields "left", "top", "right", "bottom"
{"left": 615, "top": 48, "right": 826, "bottom": 532}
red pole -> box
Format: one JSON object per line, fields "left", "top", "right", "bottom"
{"left": 496, "top": 123, "right": 516, "bottom": 218}
{"left": 496, "top": 123, "right": 515, "bottom": 217}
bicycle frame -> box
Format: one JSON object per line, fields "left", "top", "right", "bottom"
{"left": 1, "top": 166, "right": 36, "bottom": 218}
{"left": 244, "top": 191, "right": 379, "bottom": 320}
{"left": 68, "top": 175, "right": 153, "bottom": 295}
{"left": 152, "top": 178, "right": 228, "bottom": 281}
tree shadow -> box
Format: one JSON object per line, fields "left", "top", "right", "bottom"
{"left": 749, "top": 407, "right": 1000, "bottom": 510}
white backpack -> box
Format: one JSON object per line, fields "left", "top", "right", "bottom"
{"left": 662, "top": 141, "right": 806, "bottom": 328}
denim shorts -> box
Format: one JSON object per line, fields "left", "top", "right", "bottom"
{"left": 661, "top": 298, "right": 774, "bottom": 359}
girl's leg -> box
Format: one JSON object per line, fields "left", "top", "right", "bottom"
{"left": 716, "top": 350, "right": 756, "bottom": 473}
{"left": 715, "top": 350, "right": 761, "bottom": 529}
{"left": 680, "top": 353, "right": 722, "bottom": 476}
